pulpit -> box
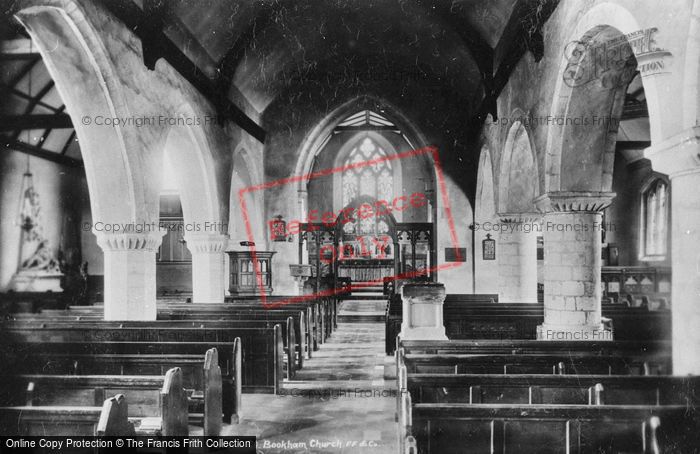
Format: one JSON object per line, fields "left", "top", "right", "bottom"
{"left": 226, "top": 251, "right": 276, "bottom": 296}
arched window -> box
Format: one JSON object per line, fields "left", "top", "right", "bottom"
{"left": 640, "top": 176, "right": 669, "bottom": 260}
{"left": 342, "top": 136, "right": 393, "bottom": 208}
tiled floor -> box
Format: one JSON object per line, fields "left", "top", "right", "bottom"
{"left": 223, "top": 300, "right": 398, "bottom": 453}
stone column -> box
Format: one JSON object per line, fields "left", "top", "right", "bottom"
{"left": 96, "top": 231, "right": 165, "bottom": 320}
{"left": 497, "top": 213, "right": 540, "bottom": 303}
{"left": 647, "top": 127, "right": 700, "bottom": 374}
{"left": 534, "top": 192, "right": 614, "bottom": 341}
{"left": 400, "top": 282, "right": 447, "bottom": 340}
{"left": 186, "top": 233, "right": 228, "bottom": 304}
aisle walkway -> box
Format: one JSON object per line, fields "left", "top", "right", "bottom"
{"left": 226, "top": 299, "right": 397, "bottom": 454}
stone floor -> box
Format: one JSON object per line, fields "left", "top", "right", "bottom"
{"left": 222, "top": 300, "right": 398, "bottom": 453}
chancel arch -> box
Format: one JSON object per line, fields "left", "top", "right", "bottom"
{"left": 299, "top": 105, "right": 438, "bottom": 288}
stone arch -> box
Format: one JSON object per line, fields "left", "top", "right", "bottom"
{"left": 475, "top": 146, "right": 497, "bottom": 223}
{"left": 498, "top": 119, "right": 539, "bottom": 214}
{"left": 229, "top": 144, "right": 266, "bottom": 248}
{"left": 14, "top": 1, "right": 154, "bottom": 226}
{"left": 545, "top": 3, "right": 664, "bottom": 193}
{"left": 683, "top": 0, "right": 700, "bottom": 130}
{"left": 294, "top": 96, "right": 431, "bottom": 195}
{"left": 13, "top": 0, "right": 167, "bottom": 319}
{"left": 474, "top": 146, "right": 499, "bottom": 294}
{"left": 161, "top": 111, "right": 222, "bottom": 230}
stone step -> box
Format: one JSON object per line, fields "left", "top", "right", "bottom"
{"left": 337, "top": 313, "right": 386, "bottom": 323}
{"left": 343, "top": 294, "right": 386, "bottom": 300}
{"left": 350, "top": 287, "right": 384, "bottom": 293}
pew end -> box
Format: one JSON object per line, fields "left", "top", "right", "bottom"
{"left": 230, "top": 336, "right": 242, "bottom": 423}
{"left": 159, "top": 367, "right": 188, "bottom": 436}
{"left": 97, "top": 394, "right": 135, "bottom": 436}
{"left": 203, "top": 348, "right": 222, "bottom": 436}
{"left": 645, "top": 415, "right": 661, "bottom": 454}
{"left": 286, "top": 316, "right": 296, "bottom": 380}
{"left": 404, "top": 435, "right": 417, "bottom": 454}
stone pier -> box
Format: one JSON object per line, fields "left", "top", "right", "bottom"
{"left": 535, "top": 192, "right": 614, "bottom": 341}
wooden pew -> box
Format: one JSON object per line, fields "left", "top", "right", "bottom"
{"left": 0, "top": 291, "right": 66, "bottom": 315}
{"left": 404, "top": 373, "right": 700, "bottom": 406}
{"left": 0, "top": 394, "right": 136, "bottom": 437}
{"left": 2, "top": 349, "right": 223, "bottom": 435}
{"left": 395, "top": 339, "right": 672, "bottom": 420}
{"left": 399, "top": 393, "right": 698, "bottom": 454}
{"left": 43, "top": 301, "right": 318, "bottom": 358}
{"left": 0, "top": 339, "right": 244, "bottom": 421}
{"left": 401, "top": 353, "right": 667, "bottom": 376}
{"left": 399, "top": 339, "right": 671, "bottom": 357}
{"left": 386, "top": 293, "right": 671, "bottom": 355}
{"left": 160, "top": 301, "right": 323, "bottom": 351}
{"left": 0, "top": 325, "right": 281, "bottom": 394}
{"left": 8, "top": 316, "right": 302, "bottom": 378}
{"left": 0, "top": 368, "right": 189, "bottom": 436}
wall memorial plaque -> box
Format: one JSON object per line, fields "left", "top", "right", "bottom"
{"left": 482, "top": 234, "right": 496, "bottom": 260}
{"left": 445, "top": 247, "right": 466, "bottom": 262}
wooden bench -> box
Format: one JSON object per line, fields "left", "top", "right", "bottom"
{"left": 1, "top": 349, "right": 223, "bottom": 435}
{"left": 386, "top": 293, "right": 671, "bottom": 355}
{"left": 400, "top": 396, "right": 698, "bottom": 454}
{"left": 1, "top": 339, "right": 244, "bottom": 422}
{"left": 0, "top": 291, "right": 67, "bottom": 315}
{"left": 403, "top": 373, "right": 700, "bottom": 406}
{"left": 8, "top": 316, "right": 302, "bottom": 378}
{"left": 401, "top": 353, "right": 668, "bottom": 376}
{"left": 0, "top": 368, "right": 190, "bottom": 436}
{"left": 45, "top": 300, "right": 320, "bottom": 357}
{"left": 0, "top": 393, "right": 167, "bottom": 436}
{"left": 0, "top": 325, "right": 280, "bottom": 394}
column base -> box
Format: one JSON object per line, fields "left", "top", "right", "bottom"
{"left": 537, "top": 323, "right": 613, "bottom": 341}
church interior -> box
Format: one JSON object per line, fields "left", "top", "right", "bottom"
{"left": 0, "top": 0, "right": 699, "bottom": 452}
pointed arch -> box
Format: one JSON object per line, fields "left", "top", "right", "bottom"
{"left": 498, "top": 119, "right": 539, "bottom": 214}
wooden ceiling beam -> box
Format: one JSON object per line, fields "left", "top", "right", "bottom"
{"left": 98, "top": 0, "right": 266, "bottom": 143}
{"left": 0, "top": 113, "right": 72, "bottom": 132}
{"left": 4, "top": 140, "right": 83, "bottom": 168}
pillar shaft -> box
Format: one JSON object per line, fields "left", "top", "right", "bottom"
{"left": 646, "top": 127, "right": 700, "bottom": 374}
{"left": 535, "top": 192, "right": 614, "bottom": 341}
{"left": 668, "top": 171, "right": 700, "bottom": 373}
{"left": 497, "top": 214, "right": 540, "bottom": 303}
{"left": 186, "top": 233, "right": 228, "bottom": 304}
{"left": 96, "top": 232, "right": 164, "bottom": 320}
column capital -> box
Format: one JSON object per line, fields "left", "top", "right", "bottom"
{"left": 497, "top": 212, "right": 542, "bottom": 224}
{"left": 534, "top": 192, "right": 615, "bottom": 214}
{"left": 95, "top": 230, "right": 165, "bottom": 252}
{"left": 645, "top": 126, "right": 700, "bottom": 177}
{"left": 185, "top": 233, "right": 229, "bottom": 254}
